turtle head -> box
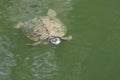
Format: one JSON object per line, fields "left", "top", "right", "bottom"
{"left": 48, "top": 35, "right": 72, "bottom": 45}
{"left": 47, "top": 9, "right": 57, "bottom": 18}
{"left": 49, "top": 37, "right": 61, "bottom": 45}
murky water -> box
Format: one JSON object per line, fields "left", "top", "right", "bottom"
{"left": 0, "top": 0, "right": 120, "bottom": 80}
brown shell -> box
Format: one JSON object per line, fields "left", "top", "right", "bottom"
{"left": 15, "top": 9, "right": 67, "bottom": 42}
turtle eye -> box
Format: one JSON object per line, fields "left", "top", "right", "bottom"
{"left": 49, "top": 38, "right": 61, "bottom": 45}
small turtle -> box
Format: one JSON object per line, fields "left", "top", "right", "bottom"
{"left": 15, "top": 9, "right": 72, "bottom": 46}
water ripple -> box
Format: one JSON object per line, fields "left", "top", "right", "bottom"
{"left": 24, "top": 51, "right": 58, "bottom": 80}
{"left": 0, "top": 35, "right": 16, "bottom": 80}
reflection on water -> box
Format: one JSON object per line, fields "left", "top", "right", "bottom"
{"left": 0, "top": 35, "right": 58, "bottom": 80}
{"left": 0, "top": 0, "right": 73, "bottom": 80}
{"left": 15, "top": 48, "right": 58, "bottom": 80}
{"left": 7, "top": 0, "right": 73, "bottom": 22}
{"left": 0, "top": 35, "right": 16, "bottom": 80}
{"left": 1, "top": 0, "right": 120, "bottom": 80}
{"left": 24, "top": 50, "right": 58, "bottom": 80}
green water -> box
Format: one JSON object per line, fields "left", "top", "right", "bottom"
{"left": 0, "top": 0, "right": 120, "bottom": 80}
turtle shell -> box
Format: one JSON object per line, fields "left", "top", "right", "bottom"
{"left": 15, "top": 12, "right": 67, "bottom": 42}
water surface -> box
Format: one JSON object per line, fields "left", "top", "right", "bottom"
{"left": 0, "top": 0, "right": 120, "bottom": 80}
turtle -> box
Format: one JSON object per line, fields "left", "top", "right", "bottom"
{"left": 15, "top": 9, "right": 72, "bottom": 46}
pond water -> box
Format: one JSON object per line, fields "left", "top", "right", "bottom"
{"left": 0, "top": 0, "right": 120, "bottom": 80}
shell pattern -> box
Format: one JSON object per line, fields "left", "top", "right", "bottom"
{"left": 15, "top": 9, "right": 71, "bottom": 45}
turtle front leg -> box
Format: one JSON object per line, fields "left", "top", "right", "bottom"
{"left": 26, "top": 41, "right": 41, "bottom": 46}
{"left": 61, "top": 35, "right": 72, "bottom": 41}
{"left": 14, "top": 22, "right": 24, "bottom": 29}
